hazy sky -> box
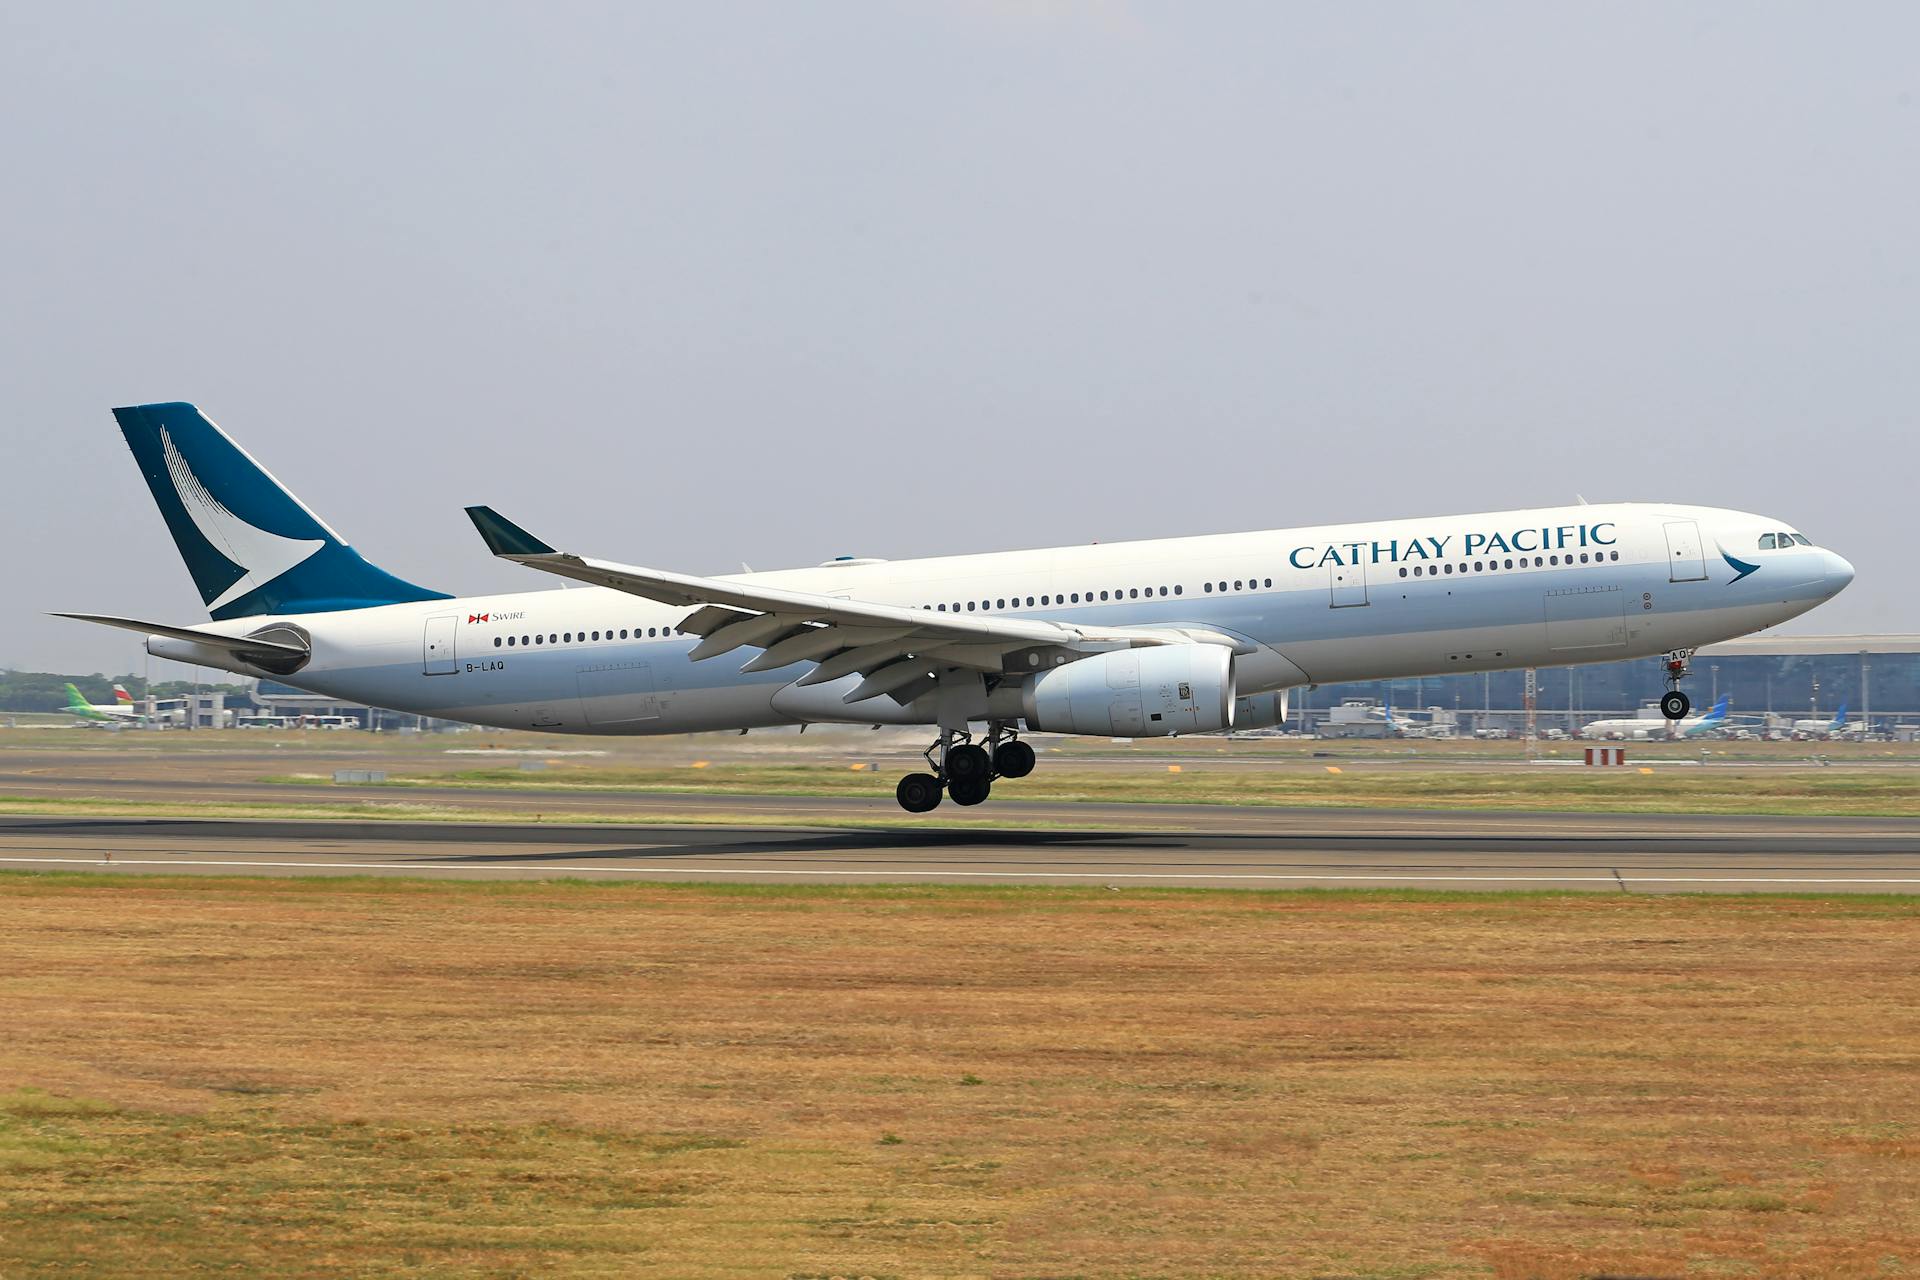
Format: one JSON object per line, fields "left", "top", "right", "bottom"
{"left": 3, "top": 2, "right": 1915, "bottom": 676}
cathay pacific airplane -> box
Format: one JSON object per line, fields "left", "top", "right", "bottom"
{"left": 60, "top": 403, "right": 1855, "bottom": 812}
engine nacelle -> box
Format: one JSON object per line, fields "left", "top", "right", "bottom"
{"left": 1021, "top": 644, "right": 1234, "bottom": 737}
{"left": 1233, "top": 689, "right": 1290, "bottom": 731}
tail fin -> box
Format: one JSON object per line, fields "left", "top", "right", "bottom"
{"left": 113, "top": 402, "right": 448, "bottom": 620}
{"left": 1832, "top": 702, "right": 1848, "bottom": 727}
{"left": 63, "top": 682, "right": 89, "bottom": 710}
{"left": 113, "top": 683, "right": 133, "bottom": 704}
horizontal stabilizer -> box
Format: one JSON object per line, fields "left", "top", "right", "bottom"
{"left": 51, "top": 612, "right": 309, "bottom": 658}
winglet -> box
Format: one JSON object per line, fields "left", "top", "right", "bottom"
{"left": 465, "top": 506, "right": 556, "bottom": 558}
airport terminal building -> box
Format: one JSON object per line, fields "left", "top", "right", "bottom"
{"left": 1302, "top": 635, "right": 1920, "bottom": 738}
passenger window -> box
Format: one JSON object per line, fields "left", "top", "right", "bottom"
{"left": 997, "top": 599, "right": 1006, "bottom": 609}
{"left": 1173, "top": 585, "right": 1182, "bottom": 595}
{"left": 494, "top": 637, "right": 502, "bottom": 647}
{"left": 1203, "top": 582, "right": 1213, "bottom": 593}
{"left": 1263, "top": 578, "right": 1272, "bottom": 588}
{"left": 966, "top": 602, "right": 976, "bottom": 611}
{"left": 1443, "top": 564, "right": 1453, "bottom": 574}
{"left": 1399, "top": 567, "right": 1408, "bottom": 578}
{"left": 1791, "top": 533, "right": 1812, "bottom": 546}
{"left": 1504, "top": 558, "right": 1513, "bottom": 569}
{"left": 1473, "top": 561, "right": 1483, "bottom": 572}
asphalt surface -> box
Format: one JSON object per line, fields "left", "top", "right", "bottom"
{"left": 3, "top": 809, "right": 1917, "bottom": 892}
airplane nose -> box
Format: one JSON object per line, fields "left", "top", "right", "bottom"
{"left": 1824, "top": 550, "right": 1855, "bottom": 596}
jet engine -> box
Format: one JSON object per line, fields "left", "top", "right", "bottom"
{"left": 1021, "top": 644, "right": 1234, "bottom": 737}
{"left": 1232, "top": 689, "right": 1290, "bottom": 731}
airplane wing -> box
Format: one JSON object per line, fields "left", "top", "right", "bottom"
{"left": 465, "top": 507, "right": 1239, "bottom": 705}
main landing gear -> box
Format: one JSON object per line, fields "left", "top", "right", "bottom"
{"left": 895, "top": 722, "right": 1035, "bottom": 812}
{"left": 1659, "top": 650, "right": 1694, "bottom": 721}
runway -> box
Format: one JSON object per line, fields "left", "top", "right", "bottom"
{"left": 3, "top": 809, "right": 1917, "bottom": 891}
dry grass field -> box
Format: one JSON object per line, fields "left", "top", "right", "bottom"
{"left": 3, "top": 876, "right": 1918, "bottom": 1278}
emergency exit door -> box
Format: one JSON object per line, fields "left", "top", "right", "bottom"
{"left": 1663, "top": 520, "right": 1707, "bottom": 582}
{"left": 1329, "top": 559, "right": 1368, "bottom": 607}
{"left": 423, "top": 615, "right": 457, "bottom": 675}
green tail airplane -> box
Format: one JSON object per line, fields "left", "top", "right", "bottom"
{"left": 62, "top": 681, "right": 139, "bottom": 724}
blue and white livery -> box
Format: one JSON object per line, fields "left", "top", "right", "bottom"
{"left": 61, "top": 403, "right": 1856, "bottom": 811}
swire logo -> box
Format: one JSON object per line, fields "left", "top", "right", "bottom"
{"left": 468, "top": 613, "right": 490, "bottom": 624}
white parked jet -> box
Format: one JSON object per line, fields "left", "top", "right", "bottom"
{"left": 60, "top": 403, "right": 1855, "bottom": 811}
{"left": 1580, "top": 695, "right": 1731, "bottom": 741}
{"left": 60, "top": 681, "right": 139, "bottom": 725}
{"left": 1791, "top": 704, "right": 1854, "bottom": 740}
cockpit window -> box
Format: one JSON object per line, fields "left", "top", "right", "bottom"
{"left": 1758, "top": 533, "right": 1777, "bottom": 550}
{"left": 1777, "top": 529, "right": 1796, "bottom": 545}
{"left": 1790, "top": 533, "right": 1812, "bottom": 546}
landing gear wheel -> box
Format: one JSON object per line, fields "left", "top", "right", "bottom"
{"left": 949, "top": 775, "right": 992, "bottom": 807}
{"left": 946, "top": 743, "right": 991, "bottom": 784}
{"left": 993, "top": 740, "right": 1036, "bottom": 778}
{"left": 1660, "top": 691, "right": 1691, "bottom": 721}
{"left": 896, "top": 772, "right": 944, "bottom": 813}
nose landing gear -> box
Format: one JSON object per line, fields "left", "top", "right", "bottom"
{"left": 1659, "top": 651, "right": 1694, "bottom": 720}
{"left": 895, "top": 722, "right": 1034, "bottom": 812}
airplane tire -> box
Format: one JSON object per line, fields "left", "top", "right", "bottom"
{"left": 949, "top": 776, "right": 991, "bottom": 807}
{"left": 896, "top": 772, "right": 944, "bottom": 813}
{"left": 993, "top": 740, "right": 1036, "bottom": 778}
{"left": 1660, "top": 691, "right": 1691, "bottom": 720}
{"left": 946, "top": 744, "right": 991, "bottom": 784}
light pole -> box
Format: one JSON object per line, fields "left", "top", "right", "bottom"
{"left": 1710, "top": 663, "right": 1719, "bottom": 705}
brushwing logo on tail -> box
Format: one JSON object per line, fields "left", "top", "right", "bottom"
{"left": 160, "top": 427, "right": 325, "bottom": 611}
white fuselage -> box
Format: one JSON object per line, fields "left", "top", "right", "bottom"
{"left": 147, "top": 502, "right": 1853, "bottom": 735}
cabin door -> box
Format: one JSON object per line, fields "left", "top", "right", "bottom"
{"left": 1329, "top": 559, "right": 1368, "bottom": 607}
{"left": 1663, "top": 520, "right": 1707, "bottom": 582}
{"left": 423, "top": 615, "right": 457, "bottom": 675}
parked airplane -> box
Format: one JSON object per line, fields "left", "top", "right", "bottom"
{"left": 60, "top": 681, "right": 138, "bottom": 724}
{"left": 60, "top": 403, "right": 1856, "bottom": 811}
{"left": 1791, "top": 703, "right": 1852, "bottom": 740}
{"left": 1581, "top": 694, "right": 1731, "bottom": 741}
